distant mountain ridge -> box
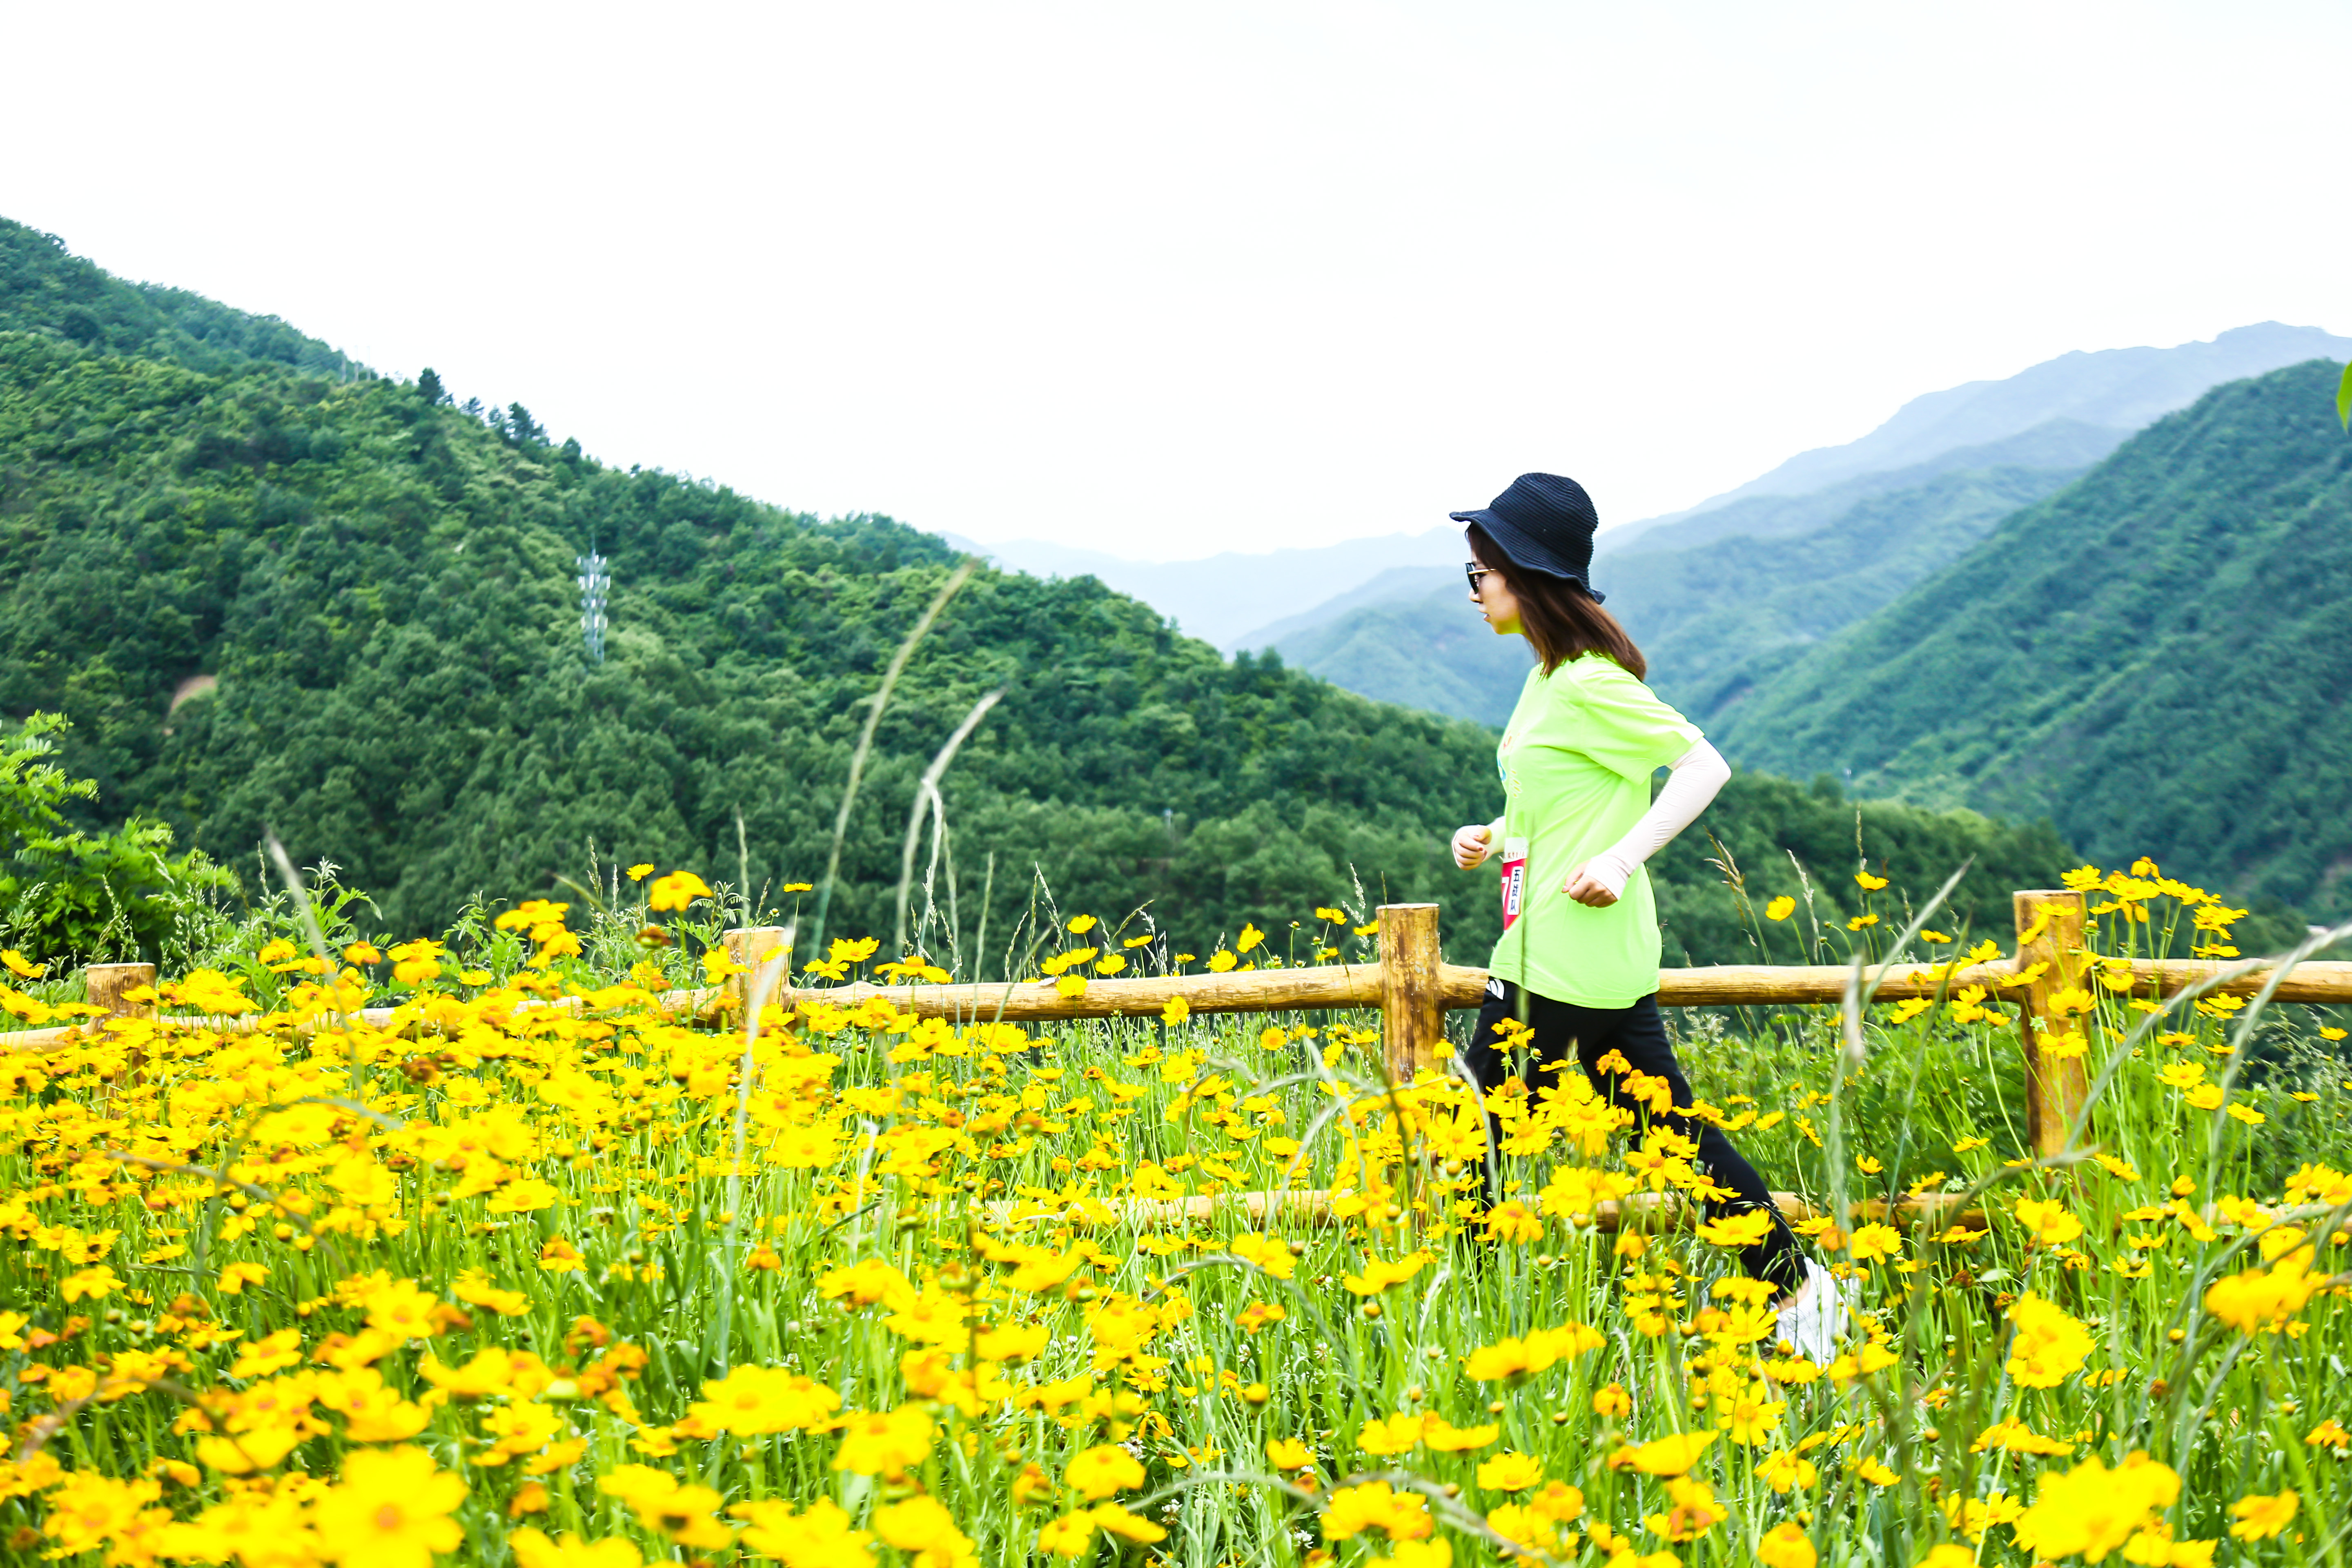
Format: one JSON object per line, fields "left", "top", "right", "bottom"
{"left": 1600, "top": 419, "right": 2127, "bottom": 561}
{"left": 1603, "top": 322, "right": 2352, "bottom": 552}
{"left": 953, "top": 528, "right": 1461, "bottom": 649}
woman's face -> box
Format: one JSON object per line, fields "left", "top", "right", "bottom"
{"left": 1468, "top": 547, "right": 1523, "bottom": 637}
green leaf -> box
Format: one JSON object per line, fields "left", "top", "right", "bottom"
{"left": 2339, "top": 359, "right": 2352, "bottom": 431}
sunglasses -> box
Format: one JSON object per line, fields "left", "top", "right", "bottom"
{"left": 1464, "top": 561, "right": 1494, "bottom": 593}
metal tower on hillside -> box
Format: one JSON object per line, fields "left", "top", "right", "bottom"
{"left": 577, "top": 551, "right": 610, "bottom": 663}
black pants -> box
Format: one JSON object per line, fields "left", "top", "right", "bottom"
{"left": 1467, "top": 980, "right": 1804, "bottom": 1294}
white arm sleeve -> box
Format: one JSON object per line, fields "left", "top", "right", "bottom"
{"left": 1581, "top": 739, "right": 1731, "bottom": 898}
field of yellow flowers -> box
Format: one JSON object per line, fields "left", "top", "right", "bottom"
{"left": 0, "top": 861, "right": 2346, "bottom": 1567}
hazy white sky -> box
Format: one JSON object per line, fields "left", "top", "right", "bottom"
{"left": 6, "top": 2, "right": 2345, "bottom": 558}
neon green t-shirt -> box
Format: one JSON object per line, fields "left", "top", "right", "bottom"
{"left": 1486, "top": 654, "right": 1703, "bottom": 1008}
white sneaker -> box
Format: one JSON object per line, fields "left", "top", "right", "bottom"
{"left": 1774, "top": 1259, "right": 1853, "bottom": 1364}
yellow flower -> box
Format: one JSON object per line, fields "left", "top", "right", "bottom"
{"left": 2014, "top": 1196, "right": 2084, "bottom": 1245}
{"left": 1757, "top": 1521, "right": 1816, "bottom": 1568}
{"left": 2228, "top": 1490, "right": 2298, "bottom": 1541}
{"left": 1644, "top": 1475, "right": 1728, "bottom": 1541}
{"left": 731, "top": 1498, "right": 871, "bottom": 1563}
{"left": 1356, "top": 1412, "right": 1426, "bottom": 1456}
{"left": 1855, "top": 870, "right": 1888, "bottom": 890}
{"left": 361, "top": 1277, "right": 442, "bottom": 1339}
{"left": 0, "top": 948, "right": 46, "bottom": 978}
{"left": 1267, "top": 1437, "right": 1314, "bottom": 1469}
{"left": 1764, "top": 895, "right": 1796, "bottom": 921}
{"left": 61, "top": 1265, "right": 122, "bottom": 1303}
{"left": 1608, "top": 1429, "right": 1717, "bottom": 1477}
{"left": 1089, "top": 1501, "right": 1167, "bottom": 1544}
{"left": 687, "top": 1364, "right": 842, "bottom": 1435}
{"left": 511, "top": 1528, "right": 644, "bottom": 1568}
{"left": 1592, "top": 1382, "right": 1632, "bottom": 1418}
{"left": 595, "top": 1466, "right": 733, "bottom": 1549}
{"left": 872, "top": 1494, "right": 974, "bottom": 1561}
{"left": 2005, "top": 1294, "right": 2094, "bottom": 1388}
{"left": 216, "top": 1261, "right": 272, "bottom": 1295}
{"left": 36, "top": 1473, "right": 170, "bottom": 1562}
{"left": 1066, "top": 914, "right": 1098, "bottom": 934}
{"left": 625, "top": 863, "right": 655, "bottom": 881}
{"left": 1343, "top": 1250, "right": 1433, "bottom": 1295}
{"left": 648, "top": 870, "right": 714, "bottom": 912}
{"left": 1065, "top": 1444, "right": 1145, "bottom": 1500}
{"left": 1695, "top": 1209, "right": 1776, "bottom": 1249}
{"left": 310, "top": 1446, "right": 466, "bottom": 1568}
{"left": 1322, "top": 1481, "right": 1432, "bottom": 1542}
{"left": 194, "top": 1425, "right": 305, "bottom": 1475}
{"left": 2205, "top": 1251, "right": 2325, "bottom": 1334}
{"left": 1039, "top": 1512, "right": 1097, "bottom": 1558}
{"left": 2011, "top": 1452, "right": 2180, "bottom": 1562}
{"left": 1423, "top": 1418, "right": 1499, "bottom": 1452}
{"left": 1160, "top": 996, "right": 1189, "bottom": 1025}
{"left": 833, "top": 1405, "right": 936, "bottom": 1476}
{"left": 1206, "top": 949, "right": 1237, "bottom": 972}
{"left": 1847, "top": 1222, "right": 1903, "bottom": 1262}
{"left": 1717, "top": 1392, "right": 1786, "bottom": 1446}
{"left": 1227, "top": 1232, "right": 1298, "bottom": 1280}
{"left": 1236, "top": 923, "right": 1265, "bottom": 953}
{"left": 1757, "top": 1448, "right": 1817, "bottom": 1494}
{"left": 1477, "top": 1451, "right": 1546, "bottom": 1491}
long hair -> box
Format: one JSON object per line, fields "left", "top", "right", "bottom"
{"left": 1468, "top": 524, "right": 1646, "bottom": 680}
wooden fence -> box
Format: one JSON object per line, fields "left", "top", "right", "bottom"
{"left": 14, "top": 889, "right": 2351, "bottom": 1167}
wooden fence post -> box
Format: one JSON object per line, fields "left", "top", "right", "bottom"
{"left": 2014, "top": 889, "right": 2089, "bottom": 1156}
{"left": 1378, "top": 904, "right": 1444, "bottom": 1082}
{"left": 722, "top": 927, "right": 791, "bottom": 1016}
{"left": 86, "top": 961, "right": 156, "bottom": 1088}
{"left": 86, "top": 963, "right": 157, "bottom": 1022}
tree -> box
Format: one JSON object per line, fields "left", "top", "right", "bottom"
{"left": 1, "top": 713, "right": 234, "bottom": 966}
{"left": 418, "top": 367, "right": 447, "bottom": 405}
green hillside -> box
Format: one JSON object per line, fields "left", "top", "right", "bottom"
{"left": 1613, "top": 463, "right": 2085, "bottom": 721}
{"left": 1, "top": 221, "right": 2102, "bottom": 969}
{"left": 0, "top": 325, "right": 1526, "bottom": 952}
{"left": 1270, "top": 584, "right": 1530, "bottom": 726}
{"left": 1713, "top": 359, "right": 2352, "bottom": 913}
{"left": 0, "top": 217, "right": 363, "bottom": 379}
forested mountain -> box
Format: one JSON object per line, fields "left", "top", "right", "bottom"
{"left": 1607, "top": 463, "right": 2087, "bottom": 722}
{"left": 0, "top": 217, "right": 363, "bottom": 380}
{"left": 1713, "top": 359, "right": 2352, "bottom": 915}
{"left": 1, "top": 219, "right": 2100, "bottom": 969}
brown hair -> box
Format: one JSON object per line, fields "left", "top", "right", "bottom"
{"left": 1468, "top": 524, "right": 1647, "bottom": 680}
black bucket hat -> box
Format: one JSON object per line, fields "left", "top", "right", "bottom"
{"left": 1451, "top": 472, "right": 1605, "bottom": 603}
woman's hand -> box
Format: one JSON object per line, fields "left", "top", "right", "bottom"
{"left": 1451, "top": 823, "right": 1494, "bottom": 870}
{"left": 1561, "top": 857, "right": 1629, "bottom": 908}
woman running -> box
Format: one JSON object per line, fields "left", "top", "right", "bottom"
{"left": 1445, "top": 471, "right": 1846, "bottom": 1359}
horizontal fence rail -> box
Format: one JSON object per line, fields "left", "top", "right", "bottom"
{"left": 769, "top": 956, "right": 2352, "bottom": 1019}
{"left": 8, "top": 891, "right": 2347, "bottom": 1161}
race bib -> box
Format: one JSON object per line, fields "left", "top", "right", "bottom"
{"left": 1499, "top": 837, "right": 1528, "bottom": 932}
